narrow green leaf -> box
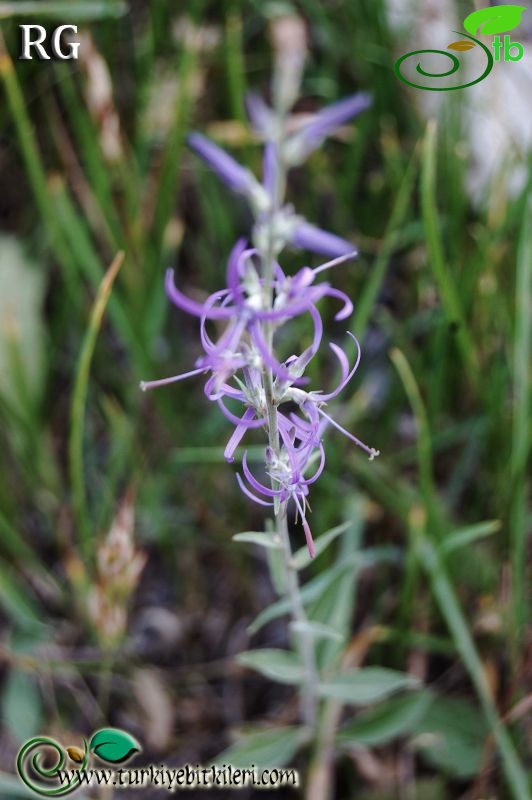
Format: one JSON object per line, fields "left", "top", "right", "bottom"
{"left": 338, "top": 690, "right": 433, "bottom": 747}
{"left": 248, "top": 553, "right": 362, "bottom": 635}
{"left": 248, "top": 548, "right": 400, "bottom": 636}
{"left": 319, "top": 668, "right": 419, "bottom": 706}
{"left": 212, "top": 726, "right": 305, "bottom": 769}
{"left": 441, "top": 519, "right": 501, "bottom": 555}
{"left": 233, "top": 531, "right": 283, "bottom": 550}
{"left": 411, "top": 694, "right": 489, "bottom": 779}
{"left": 290, "top": 620, "right": 344, "bottom": 642}
{"left": 237, "top": 649, "right": 304, "bottom": 685}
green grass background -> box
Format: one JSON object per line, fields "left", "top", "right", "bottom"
{"left": 0, "top": 1, "right": 530, "bottom": 797}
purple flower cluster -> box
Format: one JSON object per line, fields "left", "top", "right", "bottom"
{"left": 141, "top": 92, "right": 378, "bottom": 557}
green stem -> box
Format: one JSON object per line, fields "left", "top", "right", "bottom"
{"left": 258, "top": 120, "right": 318, "bottom": 729}
{"left": 261, "top": 274, "right": 319, "bottom": 729}
{"left": 277, "top": 506, "right": 319, "bottom": 728}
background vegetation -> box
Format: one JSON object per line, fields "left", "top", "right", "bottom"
{"left": 0, "top": 1, "right": 529, "bottom": 798}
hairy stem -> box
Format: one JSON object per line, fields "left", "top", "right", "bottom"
{"left": 257, "top": 128, "right": 319, "bottom": 729}
{"left": 277, "top": 504, "right": 320, "bottom": 728}
{"left": 261, "top": 329, "right": 319, "bottom": 728}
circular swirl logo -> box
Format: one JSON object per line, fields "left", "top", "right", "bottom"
{"left": 16, "top": 728, "right": 141, "bottom": 797}
{"left": 16, "top": 737, "right": 89, "bottom": 797}
{"left": 394, "top": 31, "right": 493, "bottom": 91}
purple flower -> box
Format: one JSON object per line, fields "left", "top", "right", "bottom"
{"left": 233, "top": 332, "right": 379, "bottom": 557}
{"left": 236, "top": 448, "right": 318, "bottom": 558}
{"left": 189, "top": 122, "right": 361, "bottom": 260}
{"left": 187, "top": 133, "right": 268, "bottom": 211}
{"left": 267, "top": 252, "right": 356, "bottom": 323}
{"left": 140, "top": 242, "right": 328, "bottom": 398}
{"left": 282, "top": 92, "right": 372, "bottom": 165}
{"left": 143, "top": 89, "right": 378, "bottom": 559}
{"left": 290, "top": 221, "right": 356, "bottom": 259}
{"left": 245, "top": 91, "right": 276, "bottom": 138}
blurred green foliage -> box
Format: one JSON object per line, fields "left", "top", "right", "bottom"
{"left": 0, "top": 1, "right": 529, "bottom": 797}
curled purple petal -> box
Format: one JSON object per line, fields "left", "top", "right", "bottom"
{"left": 204, "top": 377, "right": 244, "bottom": 401}
{"left": 318, "top": 332, "right": 361, "bottom": 401}
{"left": 282, "top": 304, "right": 323, "bottom": 379}
{"left": 217, "top": 397, "right": 265, "bottom": 428}
{"left": 243, "top": 452, "right": 283, "bottom": 497}
{"left": 324, "top": 287, "right": 354, "bottom": 321}
{"left": 224, "top": 407, "right": 256, "bottom": 463}
{"left": 236, "top": 473, "right": 274, "bottom": 507}
{"left": 302, "top": 443, "right": 326, "bottom": 485}
{"left": 216, "top": 397, "right": 266, "bottom": 428}
{"left": 166, "top": 269, "right": 234, "bottom": 320}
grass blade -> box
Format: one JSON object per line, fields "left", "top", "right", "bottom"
{"left": 69, "top": 251, "right": 124, "bottom": 558}
{"left": 509, "top": 197, "right": 531, "bottom": 641}
{"left": 353, "top": 144, "right": 419, "bottom": 337}
{"left": 390, "top": 348, "right": 437, "bottom": 520}
{"left": 421, "top": 121, "right": 478, "bottom": 382}
{"left": 0, "top": 2, "right": 127, "bottom": 19}
{"left": 411, "top": 508, "right": 531, "bottom": 800}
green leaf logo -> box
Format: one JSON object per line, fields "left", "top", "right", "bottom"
{"left": 89, "top": 728, "right": 141, "bottom": 764}
{"left": 463, "top": 5, "right": 526, "bottom": 36}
